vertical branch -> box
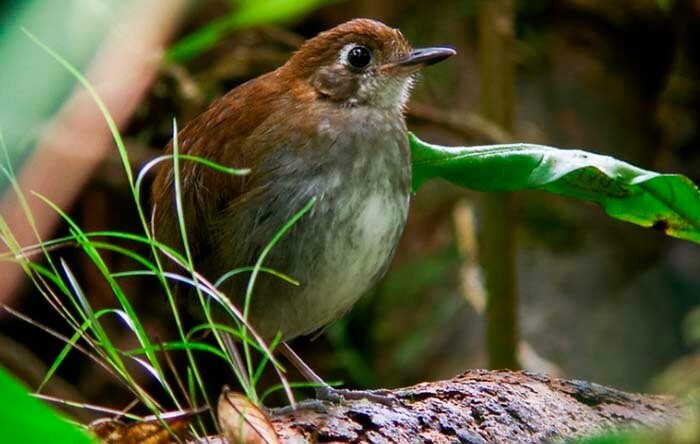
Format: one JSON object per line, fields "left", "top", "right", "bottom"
{"left": 477, "top": 0, "right": 520, "bottom": 369}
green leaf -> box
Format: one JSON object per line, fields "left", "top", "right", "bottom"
{"left": 410, "top": 133, "right": 700, "bottom": 244}
{"left": 167, "top": 0, "right": 338, "bottom": 61}
{"left": 656, "top": 0, "right": 672, "bottom": 12}
{"left": 0, "top": 366, "right": 95, "bottom": 443}
{"left": 572, "top": 429, "right": 644, "bottom": 444}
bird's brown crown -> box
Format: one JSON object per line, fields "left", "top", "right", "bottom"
{"left": 287, "top": 18, "right": 412, "bottom": 76}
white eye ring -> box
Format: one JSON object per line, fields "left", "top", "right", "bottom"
{"left": 339, "top": 43, "right": 372, "bottom": 69}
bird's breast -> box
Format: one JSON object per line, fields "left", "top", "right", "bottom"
{"left": 288, "top": 113, "right": 411, "bottom": 335}
{"left": 242, "top": 107, "right": 411, "bottom": 340}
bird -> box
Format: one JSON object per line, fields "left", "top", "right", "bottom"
{"left": 151, "top": 18, "right": 454, "bottom": 398}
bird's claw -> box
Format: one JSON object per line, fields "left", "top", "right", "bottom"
{"left": 315, "top": 385, "right": 397, "bottom": 406}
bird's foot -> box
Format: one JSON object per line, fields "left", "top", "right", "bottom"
{"left": 266, "top": 385, "right": 397, "bottom": 417}
{"left": 314, "top": 384, "right": 396, "bottom": 406}
{"left": 265, "top": 398, "right": 330, "bottom": 417}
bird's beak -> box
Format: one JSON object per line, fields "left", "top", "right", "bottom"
{"left": 395, "top": 47, "right": 456, "bottom": 73}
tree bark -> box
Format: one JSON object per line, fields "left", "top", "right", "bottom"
{"left": 258, "top": 370, "right": 679, "bottom": 444}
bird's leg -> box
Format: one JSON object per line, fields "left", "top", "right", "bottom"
{"left": 279, "top": 342, "right": 396, "bottom": 406}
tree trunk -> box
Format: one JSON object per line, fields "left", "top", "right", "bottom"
{"left": 477, "top": 0, "right": 520, "bottom": 371}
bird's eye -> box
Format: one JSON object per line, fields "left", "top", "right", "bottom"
{"left": 346, "top": 45, "right": 372, "bottom": 69}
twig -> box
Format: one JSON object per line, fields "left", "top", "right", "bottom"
{"left": 407, "top": 102, "right": 511, "bottom": 143}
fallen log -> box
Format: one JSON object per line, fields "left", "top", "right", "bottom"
{"left": 263, "top": 370, "right": 680, "bottom": 443}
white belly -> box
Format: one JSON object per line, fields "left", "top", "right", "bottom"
{"left": 308, "top": 188, "right": 406, "bottom": 323}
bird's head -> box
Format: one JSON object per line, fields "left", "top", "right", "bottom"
{"left": 284, "top": 18, "right": 455, "bottom": 110}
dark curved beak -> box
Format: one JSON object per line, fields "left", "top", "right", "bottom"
{"left": 398, "top": 46, "right": 456, "bottom": 71}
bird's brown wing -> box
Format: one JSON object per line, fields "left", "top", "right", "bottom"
{"left": 150, "top": 70, "right": 312, "bottom": 274}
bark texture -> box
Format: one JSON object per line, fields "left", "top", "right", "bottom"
{"left": 264, "top": 370, "right": 680, "bottom": 443}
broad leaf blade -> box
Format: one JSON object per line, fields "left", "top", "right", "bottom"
{"left": 410, "top": 133, "right": 700, "bottom": 244}
{"left": 0, "top": 366, "right": 94, "bottom": 443}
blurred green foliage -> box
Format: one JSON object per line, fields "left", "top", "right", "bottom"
{"left": 167, "top": 0, "right": 342, "bottom": 61}
{"left": 0, "top": 366, "right": 94, "bottom": 443}
{"left": 657, "top": 0, "right": 673, "bottom": 12}
{"left": 0, "top": 0, "right": 128, "bottom": 189}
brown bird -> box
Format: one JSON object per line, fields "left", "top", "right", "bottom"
{"left": 152, "top": 18, "right": 454, "bottom": 398}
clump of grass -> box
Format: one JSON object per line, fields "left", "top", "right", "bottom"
{"left": 0, "top": 30, "right": 312, "bottom": 439}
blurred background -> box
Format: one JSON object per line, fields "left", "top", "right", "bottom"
{"left": 0, "top": 0, "right": 699, "bottom": 423}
